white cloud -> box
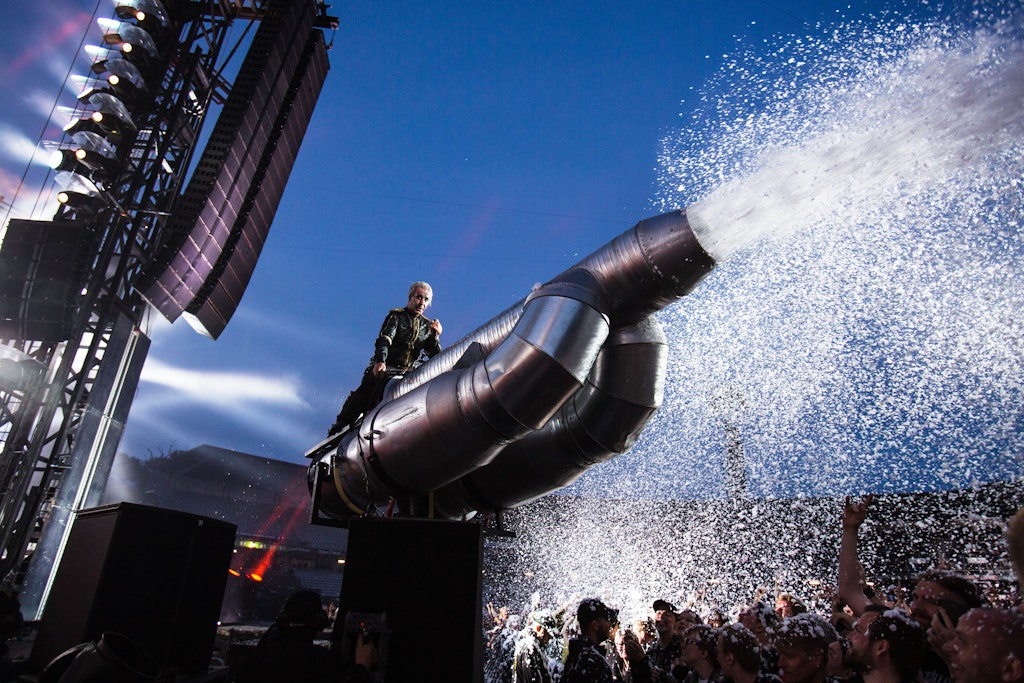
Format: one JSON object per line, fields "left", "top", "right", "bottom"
{"left": 140, "top": 358, "right": 309, "bottom": 409}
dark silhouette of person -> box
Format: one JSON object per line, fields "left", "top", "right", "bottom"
{"left": 235, "top": 590, "right": 336, "bottom": 683}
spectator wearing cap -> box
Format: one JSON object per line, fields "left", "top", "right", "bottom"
{"left": 513, "top": 610, "right": 557, "bottom": 683}
{"left": 717, "top": 623, "right": 782, "bottom": 683}
{"left": 564, "top": 598, "right": 617, "bottom": 683}
{"left": 772, "top": 612, "right": 837, "bottom": 683}
{"left": 647, "top": 599, "right": 683, "bottom": 681}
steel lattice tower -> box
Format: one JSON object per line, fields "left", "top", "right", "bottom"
{"left": 0, "top": 0, "right": 335, "bottom": 618}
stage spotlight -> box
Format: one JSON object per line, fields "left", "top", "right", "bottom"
{"left": 81, "top": 58, "right": 148, "bottom": 103}
{"left": 0, "top": 357, "right": 46, "bottom": 393}
{"left": 82, "top": 92, "right": 138, "bottom": 133}
{"left": 49, "top": 132, "right": 119, "bottom": 176}
{"left": 54, "top": 171, "right": 107, "bottom": 215}
{"left": 56, "top": 191, "right": 106, "bottom": 215}
{"left": 48, "top": 149, "right": 83, "bottom": 174}
{"left": 115, "top": 0, "right": 171, "bottom": 31}
{"left": 101, "top": 23, "right": 158, "bottom": 67}
{"left": 71, "top": 130, "right": 118, "bottom": 159}
{"left": 64, "top": 116, "right": 126, "bottom": 146}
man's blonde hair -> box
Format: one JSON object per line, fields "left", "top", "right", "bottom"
{"left": 408, "top": 281, "right": 433, "bottom": 303}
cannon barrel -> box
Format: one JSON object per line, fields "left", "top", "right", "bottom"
{"left": 309, "top": 209, "right": 715, "bottom": 521}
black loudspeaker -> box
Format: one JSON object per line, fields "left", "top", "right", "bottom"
{"left": 30, "top": 503, "right": 236, "bottom": 675}
{"left": 338, "top": 518, "right": 483, "bottom": 683}
{"left": 0, "top": 219, "right": 97, "bottom": 342}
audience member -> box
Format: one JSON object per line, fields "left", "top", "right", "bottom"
{"left": 678, "top": 624, "right": 724, "bottom": 683}
{"left": 513, "top": 610, "right": 556, "bottom": 683}
{"left": 775, "top": 593, "right": 808, "bottom": 619}
{"left": 612, "top": 629, "right": 653, "bottom": 683}
{"left": 738, "top": 600, "right": 781, "bottom": 677}
{"left": 646, "top": 599, "right": 682, "bottom": 681}
{"left": 717, "top": 623, "right": 782, "bottom": 683}
{"left": 846, "top": 607, "right": 927, "bottom": 683}
{"left": 236, "top": 590, "right": 337, "bottom": 683}
{"left": 772, "top": 612, "right": 837, "bottom": 683}
{"left": 564, "top": 598, "right": 617, "bottom": 683}
{"left": 671, "top": 608, "right": 703, "bottom": 681}
{"left": 706, "top": 609, "right": 728, "bottom": 629}
{"left": 636, "top": 618, "right": 658, "bottom": 649}
{"left": 676, "top": 610, "right": 703, "bottom": 632}
{"left": 942, "top": 607, "right": 1024, "bottom": 683}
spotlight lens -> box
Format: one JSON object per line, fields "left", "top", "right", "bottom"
{"left": 91, "top": 111, "right": 104, "bottom": 123}
{"left": 48, "top": 150, "right": 65, "bottom": 169}
{"left": 108, "top": 73, "right": 120, "bottom": 86}
{"left": 122, "top": 42, "right": 133, "bottom": 53}
{"left": 75, "top": 148, "right": 87, "bottom": 161}
{"left": 57, "top": 191, "right": 70, "bottom": 204}
{"left": 136, "top": 10, "right": 146, "bottom": 21}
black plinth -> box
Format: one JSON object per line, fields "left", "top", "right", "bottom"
{"left": 336, "top": 517, "right": 483, "bottom": 682}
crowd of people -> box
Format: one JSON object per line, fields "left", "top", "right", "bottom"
{"left": 484, "top": 499, "right": 1024, "bottom": 683}
{"left": 319, "top": 279, "right": 1023, "bottom": 683}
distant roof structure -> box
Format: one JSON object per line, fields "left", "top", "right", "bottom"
{"left": 102, "top": 444, "right": 344, "bottom": 552}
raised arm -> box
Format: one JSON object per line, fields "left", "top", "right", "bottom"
{"left": 837, "top": 494, "right": 875, "bottom": 617}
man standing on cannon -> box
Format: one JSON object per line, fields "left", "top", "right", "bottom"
{"left": 328, "top": 281, "right": 443, "bottom": 437}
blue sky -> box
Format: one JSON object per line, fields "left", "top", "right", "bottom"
{"left": 2, "top": 0, "right": 1022, "bottom": 500}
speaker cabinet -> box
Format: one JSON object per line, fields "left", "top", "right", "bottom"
{"left": 30, "top": 503, "right": 236, "bottom": 675}
{"left": 338, "top": 518, "right": 483, "bottom": 683}
{"left": 0, "top": 219, "right": 97, "bottom": 342}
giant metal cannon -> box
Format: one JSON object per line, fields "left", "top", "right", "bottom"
{"left": 307, "top": 209, "right": 717, "bottom": 523}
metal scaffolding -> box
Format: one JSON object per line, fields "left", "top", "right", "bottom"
{"left": 0, "top": 0, "right": 336, "bottom": 618}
